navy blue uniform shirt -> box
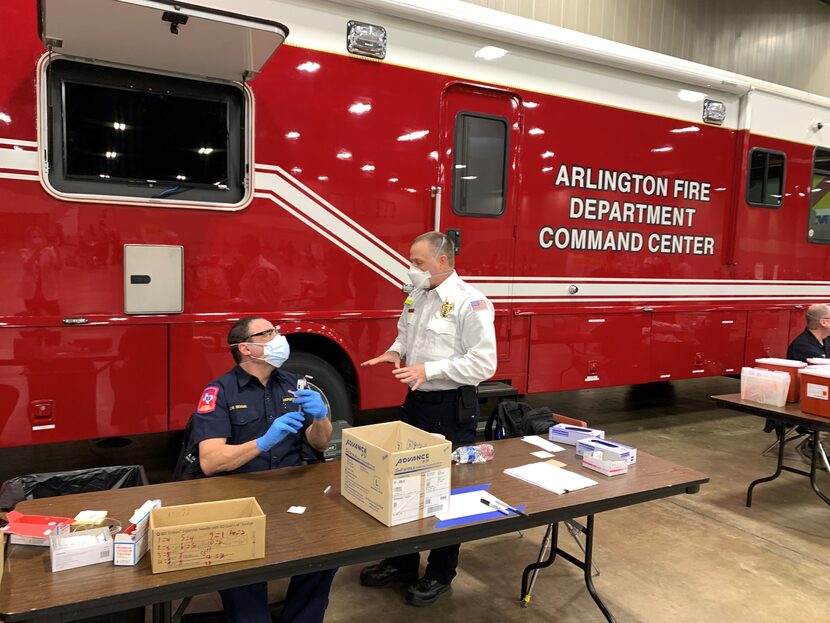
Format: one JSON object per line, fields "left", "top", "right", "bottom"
{"left": 786, "top": 328, "right": 830, "bottom": 362}
{"left": 190, "top": 366, "right": 311, "bottom": 474}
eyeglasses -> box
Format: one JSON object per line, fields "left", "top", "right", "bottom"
{"left": 243, "top": 327, "right": 277, "bottom": 341}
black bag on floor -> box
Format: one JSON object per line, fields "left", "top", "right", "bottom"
{"left": 484, "top": 401, "right": 553, "bottom": 441}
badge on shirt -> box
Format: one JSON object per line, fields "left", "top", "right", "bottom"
{"left": 197, "top": 386, "right": 219, "bottom": 413}
{"left": 440, "top": 302, "right": 453, "bottom": 318}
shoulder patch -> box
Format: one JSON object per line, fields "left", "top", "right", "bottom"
{"left": 197, "top": 386, "right": 220, "bottom": 413}
{"left": 470, "top": 300, "right": 487, "bottom": 311}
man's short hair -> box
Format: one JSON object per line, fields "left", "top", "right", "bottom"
{"left": 228, "top": 316, "right": 261, "bottom": 363}
{"left": 806, "top": 304, "right": 830, "bottom": 330}
{"left": 413, "top": 231, "right": 455, "bottom": 267}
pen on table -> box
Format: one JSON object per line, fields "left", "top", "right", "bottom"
{"left": 323, "top": 485, "right": 331, "bottom": 494}
{"left": 480, "top": 498, "right": 529, "bottom": 518}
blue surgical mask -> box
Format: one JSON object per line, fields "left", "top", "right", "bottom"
{"left": 247, "top": 334, "right": 290, "bottom": 368}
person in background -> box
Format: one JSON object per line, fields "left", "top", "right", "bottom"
{"left": 358, "top": 231, "right": 497, "bottom": 607}
{"left": 190, "top": 316, "right": 335, "bottom": 623}
{"left": 785, "top": 304, "right": 830, "bottom": 468}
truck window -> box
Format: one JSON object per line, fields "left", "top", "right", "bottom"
{"left": 808, "top": 147, "right": 830, "bottom": 244}
{"left": 44, "top": 59, "right": 246, "bottom": 205}
{"left": 451, "top": 112, "right": 507, "bottom": 216}
{"left": 746, "top": 148, "right": 785, "bottom": 208}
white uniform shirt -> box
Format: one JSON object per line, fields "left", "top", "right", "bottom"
{"left": 388, "top": 271, "right": 497, "bottom": 391}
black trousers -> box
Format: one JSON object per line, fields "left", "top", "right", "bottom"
{"left": 386, "top": 388, "right": 479, "bottom": 585}
{"left": 219, "top": 568, "right": 337, "bottom": 623}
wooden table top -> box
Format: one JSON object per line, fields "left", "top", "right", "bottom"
{"left": 0, "top": 437, "right": 707, "bottom": 622}
{"left": 712, "top": 393, "right": 830, "bottom": 431}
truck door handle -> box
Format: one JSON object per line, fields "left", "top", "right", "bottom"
{"left": 130, "top": 275, "right": 151, "bottom": 284}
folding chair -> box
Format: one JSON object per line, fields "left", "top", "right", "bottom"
{"left": 521, "top": 413, "right": 601, "bottom": 609}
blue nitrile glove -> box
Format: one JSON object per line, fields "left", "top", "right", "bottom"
{"left": 292, "top": 389, "right": 328, "bottom": 420}
{"left": 256, "top": 411, "right": 305, "bottom": 452}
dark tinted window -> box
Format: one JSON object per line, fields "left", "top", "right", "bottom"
{"left": 808, "top": 147, "right": 830, "bottom": 244}
{"left": 452, "top": 113, "right": 507, "bottom": 216}
{"left": 47, "top": 59, "right": 244, "bottom": 204}
{"left": 64, "top": 83, "right": 229, "bottom": 187}
{"left": 747, "top": 149, "right": 785, "bottom": 207}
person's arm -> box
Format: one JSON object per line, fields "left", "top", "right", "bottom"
{"left": 424, "top": 298, "right": 497, "bottom": 385}
{"left": 198, "top": 438, "right": 263, "bottom": 476}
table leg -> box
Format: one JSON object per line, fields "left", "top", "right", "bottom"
{"left": 808, "top": 431, "right": 830, "bottom": 506}
{"left": 746, "top": 422, "right": 787, "bottom": 507}
{"left": 152, "top": 601, "right": 172, "bottom": 623}
{"left": 519, "top": 516, "right": 616, "bottom": 623}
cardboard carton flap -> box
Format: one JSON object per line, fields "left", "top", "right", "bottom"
{"left": 38, "top": 0, "right": 288, "bottom": 82}
{"left": 2, "top": 510, "right": 75, "bottom": 538}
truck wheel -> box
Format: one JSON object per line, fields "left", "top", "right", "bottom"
{"left": 283, "top": 351, "right": 353, "bottom": 425}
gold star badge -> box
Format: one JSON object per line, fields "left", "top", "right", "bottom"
{"left": 440, "top": 302, "right": 454, "bottom": 318}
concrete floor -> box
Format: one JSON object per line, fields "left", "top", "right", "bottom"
{"left": 323, "top": 377, "right": 829, "bottom": 623}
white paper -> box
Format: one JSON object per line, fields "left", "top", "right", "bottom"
{"left": 287, "top": 506, "right": 306, "bottom": 514}
{"left": 531, "top": 450, "right": 554, "bottom": 459}
{"left": 391, "top": 475, "right": 421, "bottom": 524}
{"left": 504, "top": 462, "right": 598, "bottom": 495}
{"left": 433, "top": 490, "right": 508, "bottom": 521}
{"left": 521, "top": 436, "right": 565, "bottom": 453}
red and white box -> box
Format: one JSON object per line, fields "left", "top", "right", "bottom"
{"left": 114, "top": 499, "right": 161, "bottom": 566}
{"left": 755, "top": 358, "right": 807, "bottom": 403}
{"left": 1, "top": 511, "right": 74, "bottom": 546}
{"left": 799, "top": 367, "right": 830, "bottom": 418}
{"left": 582, "top": 451, "right": 629, "bottom": 477}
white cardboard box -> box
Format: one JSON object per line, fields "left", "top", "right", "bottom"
{"left": 548, "top": 423, "right": 605, "bottom": 446}
{"left": 576, "top": 438, "right": 638, "bottom": 463}
{"left": 50, "top": 527, "right": 113, "bottom": 572}
{"left": 582, "top": 451, "right": 629, "bottom": 477}
{"left": 114, "top": 499, "right": 160, "bottom": 566}
{"left": 341, "top": 421, "right": 451, "bottom": 526}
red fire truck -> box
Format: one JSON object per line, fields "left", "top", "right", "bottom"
{"left": 1, "top": 0, "right": 829, "bottom": 449}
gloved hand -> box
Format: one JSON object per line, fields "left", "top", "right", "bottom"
{"left": 292, "top": 389, "right": 328, "bottom": 420}
{"left": 256, "top": 411, "right": 305, "bottom": 452}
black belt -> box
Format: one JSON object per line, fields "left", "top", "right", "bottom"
{"left": 407, "top": 387, "right": 467, "bottom": 404}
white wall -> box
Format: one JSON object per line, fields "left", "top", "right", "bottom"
{"left": 462, "top": 0, "right": 830, "bottom": 98}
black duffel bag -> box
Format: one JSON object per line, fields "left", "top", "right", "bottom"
{"left": 484, "top": 400, "right": 553, "bottom": 441}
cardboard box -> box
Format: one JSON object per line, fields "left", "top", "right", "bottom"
{"left": 1, "top": 511, "right": 75, "bottom": 546}
{"left": 755, "top": 358, "right": 806, "bottom": 402}
{"left": 50, "top": 527, "right": 113, "bottom": 572}
{"left": 582, "top": 451, "right": 629, "bottom": 477}
{"left": 799, "top": 367, "right": 830, "bottom": 418}
{"left": 150, "top": 497, "right": 265, "bottom": 574}
{"left": 548, "top": 423, "right": 605, "bottom": 446}
{"left": 576, "top": 437, "right": 638, "bottom": 463}
{"left": 341, "top": 421, "right": 452, "bottom": 526}
{"left": 114, "top": 499, "right": 160, "bottom": 566}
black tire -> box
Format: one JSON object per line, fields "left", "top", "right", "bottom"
{"left": 283, "top": 351, "right": 353, "bottom": 425}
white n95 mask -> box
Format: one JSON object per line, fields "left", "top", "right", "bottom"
{"left": 407, "top": 267, "right": 432, "bottom": 291}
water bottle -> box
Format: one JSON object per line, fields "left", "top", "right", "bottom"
{"left": 451, "top": 444, "right": 495, "bottom": 464}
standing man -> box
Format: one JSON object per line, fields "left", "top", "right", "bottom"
{"left": 359, "top": 231, "right": 497, "bottom": 606}
{"left": 785, "top": 304, "right": 830, "bottom": 467}
{"left": 190, "top": 316, "right": 335, "bottom": 623}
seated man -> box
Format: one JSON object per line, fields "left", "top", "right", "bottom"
{"left": 190, "top": 316, "right": 336, "bottom": 623}
{"left": 785, "top": 304, "right": 830, "bottom": 467}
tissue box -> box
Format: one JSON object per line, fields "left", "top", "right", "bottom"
{"left": 50, "top": 527, "right": 113, "bottom": 572}
{"left": 548, "top": 423, "right": 605, "bottom": 446}
{"left": 114, "top": 500, "right": 160, "bottom": 566}
{"left": 582, "top": 451, "right": 629, "bottom": 477}
{"left": 576, "top": 438, "right": 637, "bottom": 463}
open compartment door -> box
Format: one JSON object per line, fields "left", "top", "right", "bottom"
{"left": 38, "top": 0, "right": 288, "bottom": 81}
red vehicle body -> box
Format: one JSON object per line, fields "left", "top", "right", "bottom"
{"left": 1, "top": 0, "right": 830, "bottom": 448}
